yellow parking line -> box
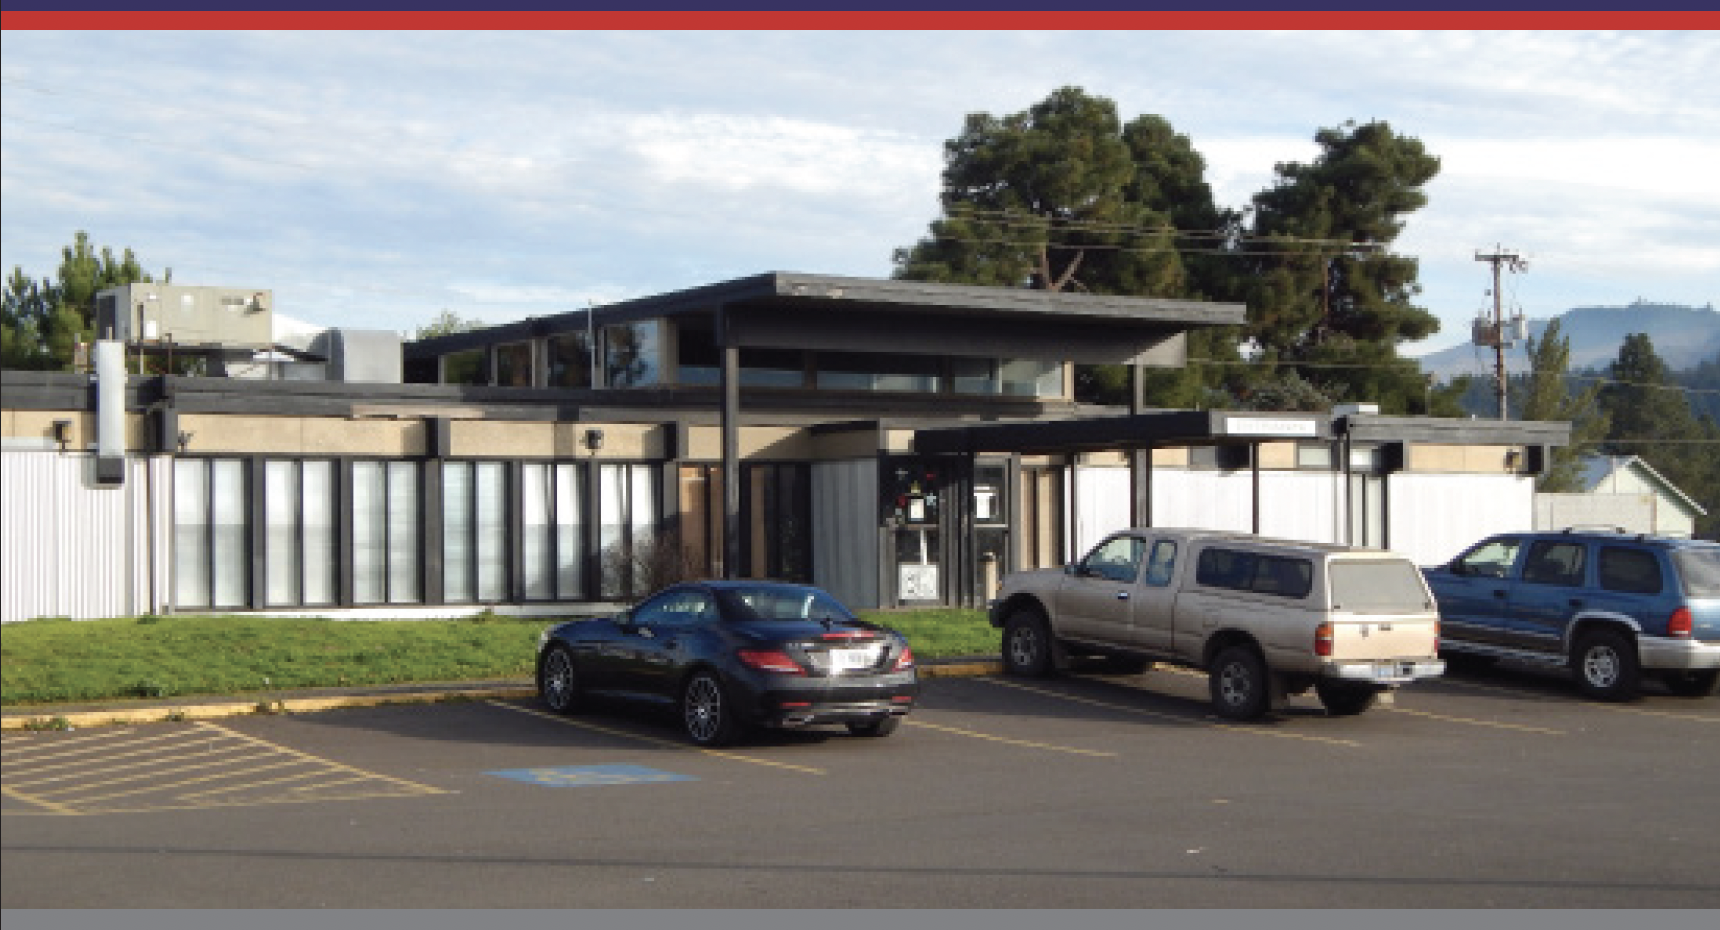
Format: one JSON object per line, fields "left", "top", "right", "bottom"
{"left": 982, "top": 678, "right": 1362, "bottom": 748}
{"left": 1438, "top": 679, "right": 1718, "bottom": 722}
{"left": 1382, "top": 706, "right": 1565, "bottom": 735}
{"left": 901, "top": 719, "right": 1116, "bottom": 757}
{"left": 1, "top": 784, "right": 81, "bottom": 816}
{"left": 187, "top": 722, "right": 449, "bottom": 796}
{"left": 1593, "top": 704, "right": 1719, "bottom": 723}
{"left": 487, "top": 701, "right": 826, "bottom": 776}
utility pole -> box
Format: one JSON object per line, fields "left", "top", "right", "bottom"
{"left": 1474, "top": 246, "right": 1528, "bottom": 420}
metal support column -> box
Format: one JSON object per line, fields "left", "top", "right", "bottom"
{"left": 720, "top": 326, "right": 741, "bottom": 580}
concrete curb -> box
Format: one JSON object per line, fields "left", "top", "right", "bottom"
{"left": 2, "top": 660, "right": 1002, "bottom": 731}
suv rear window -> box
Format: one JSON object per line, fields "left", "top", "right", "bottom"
{"left": 1673, "top": 549, "right": 1720, "bottom": 597}
{"left": 1329, "top": 560, "right": 1432, "bottom": 611}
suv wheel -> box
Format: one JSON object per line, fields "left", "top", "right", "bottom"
{"left": 1209, "top": 645, "right": 1271, "bottom": 721}
{"left": 1662, "top": 669, "right": 1718, "bottom": 698}
{"left": 1002, "top": 609, "right": 1055, "bottom": 678}
{"left": 1573, "top": 629, "right": 1641, "bottom": 702}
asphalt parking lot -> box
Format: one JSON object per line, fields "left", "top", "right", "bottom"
{"left": 4, "top": 662, "right": 1717, "bottom": 909}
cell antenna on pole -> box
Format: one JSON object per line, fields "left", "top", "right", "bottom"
{"left": 1473, "top": 246, "right": 1529, "bottom": 420}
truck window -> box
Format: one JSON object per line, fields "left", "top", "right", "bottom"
{"left": 1196, "top": 548, "right": 1255, "bottom": 591}
{"left": 1081, "top": 536, "right": 1146, "bottom": 584}
{"left": 1143, "top": 540, "right": 1177, "bottom": 587}
{"left": 1330, "top": 560, "right": 1432, "bottom": 611}
{"left": 1249, "top": 556, "right": 1312, "bottom": 598}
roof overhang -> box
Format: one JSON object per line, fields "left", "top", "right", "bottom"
{"left": 406, "top": 272, "right": 1246, "bottom": 366}
{"left": 913, "top": 410, "right": 1334, "bottom": 456}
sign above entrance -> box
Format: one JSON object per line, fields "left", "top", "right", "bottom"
{"left": 1219, "top": 416, "right": 1321, "bottom": 438}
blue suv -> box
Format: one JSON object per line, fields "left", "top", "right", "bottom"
{"left": 1423, "top": 529, "right": 1720, "bottom": 700}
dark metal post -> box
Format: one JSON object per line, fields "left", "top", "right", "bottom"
{"left": 720, "top": 321, "right": 741, "bottom": 580}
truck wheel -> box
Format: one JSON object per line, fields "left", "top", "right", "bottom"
{"left": 1002, "top": 609, "right": 1055, "bottom": 678}
{"left": 1573, "top": 629, "right": 1640, "bottom": 702}
{"left": 1209, "top": 645, "right": 1270, "bottom": 721}
{"left": 1661, "top": 669, "right": 1718, "bottom": 698}
{"left": 1315, "top": 681, "right": 1380, "bottom": 716}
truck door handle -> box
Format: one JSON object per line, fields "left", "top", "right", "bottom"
{"left": 1116, "top": 591, "right": 1131, "bottom": 600}
{"left": 1492, "top": 590, "right": 1507, "bottom": 598}
{"left": 1568, "top": 599, "right": 1583, "bottom": 609}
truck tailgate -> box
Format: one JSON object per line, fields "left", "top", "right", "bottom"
{"left": 1329, "top": 615, "right": 1439, "bottom": 660}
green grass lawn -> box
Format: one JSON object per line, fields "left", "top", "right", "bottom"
{"left": 0, "top": 608, "right": 998, "bottom": 707}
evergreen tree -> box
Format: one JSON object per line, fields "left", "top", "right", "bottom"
{"left": 1599, "top": 333, "right": 1717, "bottom": 534}
{"left": 2, "top": 231, "right": 154, "bottom": 371}
{"left": 1516, "top": 319, "right": 1608, "bottom": 491}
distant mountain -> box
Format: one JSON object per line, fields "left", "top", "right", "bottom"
{"left": 1419, "top": 301, "right": 1720, "bottom": 383}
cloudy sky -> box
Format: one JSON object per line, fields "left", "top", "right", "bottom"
{"left": 2, "top": 29, "right": 1715, "bottom": 363}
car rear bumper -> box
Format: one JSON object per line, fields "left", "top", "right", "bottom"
{"left": 741, "top": 672, "right": 920, "bottom": 729}
{"left": 1637, "top": 636, "right": 1720, "bottom": 672}
{"left": 1323, "top": 658, "right": 1446, "bottom": 684}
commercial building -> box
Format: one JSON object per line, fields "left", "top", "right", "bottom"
{"left": 0, "top": 272, "right": 1568, "bottom": 622}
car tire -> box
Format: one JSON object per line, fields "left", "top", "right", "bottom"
{"left": 1001, "top": 608, "right": 1055, "bottom": 678}
{"left": 537, "top": 645, "right": 582, "bottom": 715}
{"left": 1573, "top": 629, "right": 1641, "bottom": 702}
{"left": 682, "top": 670, "right": 742, "bottom": 747}
{"left": 1209, "top": 645, "right": 1271, "bottom": 721}
{"left": 1661, "top": 669, "right": 1718, "bottom": 698}
{"left": 1314, "top": 681, "right": 1381, "bottom": 716}
{"left": 846, "top": 715, "right": 902, "bottom": 737}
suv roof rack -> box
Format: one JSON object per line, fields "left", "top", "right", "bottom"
{"left": 1561, "top": 525, "right": 1629, "bottom": 535}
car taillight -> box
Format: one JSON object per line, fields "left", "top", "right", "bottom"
{"left": 738, "top": 648, "right": 806, "bottom": 675}
{"left": 893, "top": 645, "right": 916, "bottom": 671}
{"left": 1315, "top": 622, "right": 1334, "bottom": 657}
{"left": 1669, "top": 608, "right": 1693, "bottom": 639}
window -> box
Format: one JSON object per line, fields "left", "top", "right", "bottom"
{"left": 632, "top": 589, "right": 716, "bottom": 627}
{"left": 599, "top": 463, "right": 659, "bottom": 598}
{"left": 1081, "top": 536, "right": 1146, "bottom": 584}
{"left": 1454, "top": 538, "right": 1520, "bottom": 579}
{"left": 1330, "top": 560, "right": 1430, "bottom": 611}
{"left": 952, "top": 358, "right": 1062, "bottom": 397}
{"left": 442, "top": 461, "right": 507, "bottom": 603}
{"left": 173, "top": 458, "right": 249, "bottom": 609}
{"left": 817, "top": 351, "right": 940, "bottom": 392}
{"left": 1598, "top": 547, "right": 1663, "bottom": 595}
{"left": 522, "top": 462, "right": 586, "bottom": 600}
{"left": 1196, "top": 548, "right": 1312, "bottom": 599}
{"left": 495, "top": 341, "right": 534, "bottom": 387}
{"left": 603, "top": 321, "right": 661, "bottom": 387}
{"left": 353, "top": 461, "right": 421, "bottom": 604}
{"left": 1674, "top": 549, "right": 1720, "bottom": 597}
{"left": 722, "top": 584, "right": 855, "bottom": 622}
{"left": 1143, "top": 540, "right": 1178, "bottom": 587}
{"left": 442, "top": 348, "right": 489, "bottom": 386}
{"left": 1521, "top": 540, "right": 1585, "bottom": 587}
{"left": 263, "top": 460, "right": 336, "bottom": 607}
{"left": 547, "top": 331, "right": 594, "bottom": 388}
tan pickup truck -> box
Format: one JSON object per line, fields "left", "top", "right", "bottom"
{"left": 989, "top": 529, "right": 1445, "bottom": 719}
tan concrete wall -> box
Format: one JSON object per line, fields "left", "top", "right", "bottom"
{"left": 452, "top": 421, "right": 664, "bottom": 459}
{"left": 1407, "top": 444, "right": 1525, "bottom": 474}
{"left": 4, "top": 410, "right": 152, "bottom": 452}
{"left": 179, "top": 414, "right": 421, "bottom": 457}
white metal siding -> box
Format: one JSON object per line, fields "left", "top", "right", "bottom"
{"left": 812, "top": 459, "right": 880, "bottom": 610}
{"left": 1388, "top": 472, "right": 1535, "bottom": 567}
{"left": 1, "top": 450, "right": 166, "bottom": 622}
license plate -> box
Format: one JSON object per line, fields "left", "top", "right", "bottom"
{"left": 829, "top": 647, "right": 880, "bottom": 670}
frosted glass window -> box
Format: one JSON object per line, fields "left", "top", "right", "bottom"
{"left": 352, "top": 462, "right": 385, "bottom": 603}
{"left": 555, "top": 464, "right": 583, "bottom": 597}
{"left": 301, "top": 461, "right": 335, "bottom": 604}
{"left": 387, "top": 462, "right": 420, "bottom": 603}
{"left": 265, "top": 461, "right": 301, "bottom": 606}
{"left": 442, "top": 462, "right": 474, "bottom": 602}
{"left": 173, "top": 460, "right": 211, "bottom": 609}
{"left": 210, "top": 460, "right": 249, "bottom": 608}
{"left": 523, "top": 463, "right": 552, "bottom": 599}
{"left": 475, "top": 462, "right": 506, "bottom": 602}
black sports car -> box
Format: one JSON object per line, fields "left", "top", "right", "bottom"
{"left": 536, "top": 581, "right": 919, "bottom": 746}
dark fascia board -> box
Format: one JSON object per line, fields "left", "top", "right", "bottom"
{"left": 403, "top": 271, "right": 1247, "bottom": 359}
{"left": 914, "top": 410, "right": 1332, "bottom": 456}
{"left": 1342, "top": 415, "right": 1571, "bottom": 447}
